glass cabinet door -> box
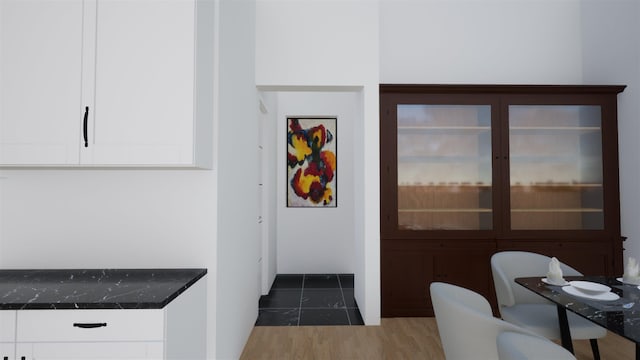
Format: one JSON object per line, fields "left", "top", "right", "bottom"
{"left": 508, "top": 105, "right": 603, "bottom": 230}
{"left": 397, "top": 104, "right": 493, "bottom": 230}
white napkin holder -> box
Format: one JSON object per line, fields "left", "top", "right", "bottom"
{"left": 623, "top": 257, "right": 640, "bottom": 285}
{"left": 546, "top": 257, "right": 565, "bottom": 285}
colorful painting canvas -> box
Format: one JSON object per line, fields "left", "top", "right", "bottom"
{"left": 287, "top": 117, "right": 337, "bottom": 207}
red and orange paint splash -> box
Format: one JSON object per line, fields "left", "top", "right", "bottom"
{"left": 287, "top": 118, "right": 336, "bottom": 207}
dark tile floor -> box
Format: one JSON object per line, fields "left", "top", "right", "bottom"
{"left": 255, "top": 274, "right": 364, "bottom": 326}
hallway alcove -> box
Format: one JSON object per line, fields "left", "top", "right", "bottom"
{"left": 256, "top": 87, "right": 367, "bottom": 325}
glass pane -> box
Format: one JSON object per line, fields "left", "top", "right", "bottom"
{"left": 397, "top": 104, "right": 492, "bottom": 230}
{"left": 509, "top": 105, "right": 603, "bottom": 230}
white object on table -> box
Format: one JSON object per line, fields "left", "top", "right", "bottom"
{"left": 569, "top": 281, "right": 610, "bottom": 295}
{"left": 541, "top": 278, "right": 569, "bottom": 286}
{"left": 546, "top": 257, "right": 565, "bottom": 285}
{"left": 623, "top": 257, "right": 640, "bottom": 285}
{"left": 562, "top": 285, "right": 619, "bottom": 301}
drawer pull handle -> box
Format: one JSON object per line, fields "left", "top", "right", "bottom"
{"left": 83, "top": 106, "right": 89, "bottom": 147}
{"left": 73, "top": 322, "right": 107, "bottom": 329}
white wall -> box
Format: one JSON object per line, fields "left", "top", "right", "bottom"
{"left": 580, "top": 0, "right": 640, "bottom": 262}
{"left": 352, "top": 85, "right": 380, "bottom": 326}
{"left": 256, "top": 0, "right": 379, "bottom": 87}
{"left": 216, "top": 0, "right": 260, "bottom": 358}
{"left": 258, "top": 91, "right": 278, "bottom": 294}
{"left": 380, "top": 0, "right": 584, "bottom": 84}
{"left": 0, "top": 170, "right": 216, "bottom": 269}
{"left": 255, "top": 0, "right": 380, "bottom": 325}
{"left": 275, "top": 91, "right": 356, "bottom": 274}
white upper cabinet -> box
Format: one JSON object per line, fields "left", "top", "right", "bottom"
{"left": 0, "top": 0, "right": 84, "bottom": 165}
{"left": 87, "top": 0, "right": 196, "bottom": 165}
{"left": 0, "top": 0, "right": 214, "bottom": 167}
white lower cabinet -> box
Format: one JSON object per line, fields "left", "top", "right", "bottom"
{"left": 0, "top": 344, "right": 14, "bottom": 360}
{"left": 7, "top": 276, "right": 205, "bottom": 360}
{"left": 16, "top": 342, "right": 163, "bottom": 360}
{"left": 15, "top": 309, "right": 164, "bottom": 360}
{"left": 0, "top": 311, "right": 15, "bottom": 360}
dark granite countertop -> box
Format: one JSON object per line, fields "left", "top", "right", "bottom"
{"left": 0, "top": 268, "right": 206, "bottom": 310}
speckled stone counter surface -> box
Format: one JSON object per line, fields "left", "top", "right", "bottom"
{"left": 516, "top": 276, "right": 640, "bottom": 344}
{"left": 0, "top": 268, "right": 206, "bottom": 310}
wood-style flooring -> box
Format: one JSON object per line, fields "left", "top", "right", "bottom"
{"left": 240, "top": 317, "right": 634, "bottom": 359}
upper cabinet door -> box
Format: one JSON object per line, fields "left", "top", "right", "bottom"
{"left": 0, "top": 0, "right": 83, "bottom": 165}
{"left": 380, "top": 91, "right": 501, "bottom": 238}
{"left": 507, "top": 103, "right": 605, "bottom": 231}
{"left": 396, "top": 103, "right": 495, "bottom": 232}
{"left": 85, "top": 0, "right": 196, "bottom": 165}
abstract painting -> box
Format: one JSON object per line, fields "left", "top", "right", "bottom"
{"left": 287, "top": 117, "right": 337, "bottom": 207}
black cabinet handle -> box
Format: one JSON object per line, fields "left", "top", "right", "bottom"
{"left": 73, "top": 322, "right": 107, "bottom": 329}
{"left": 83, "top": 106, "right": 89, "bottom": 148}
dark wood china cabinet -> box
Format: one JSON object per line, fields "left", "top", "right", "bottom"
{"left": 380, "top": 84, "right": 626, "bottom": 316}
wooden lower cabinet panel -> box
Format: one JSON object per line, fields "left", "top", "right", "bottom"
{"left": 381, "top": 242, "right": 493, "bottom": 317}
{"left": 382, "top": 250, "right": 434, "bottom": 317}
{"left": 435, "top": 250, "right": 493, "bottom": 306}
{"left": 382, "top": 240, "right": 616, "bottom": 317}
{"left": 497, "top": 241, "right": 615, "bottom": 276}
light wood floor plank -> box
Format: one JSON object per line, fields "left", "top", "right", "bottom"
{"left": 240, "top": 318, "right": 634, "bottom": 359}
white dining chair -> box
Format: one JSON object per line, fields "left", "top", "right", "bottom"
{"left": 497, "top": 331, "right": 576, "bottom": 360}
{"left": 491, "top": 251, "right": 606, "bottom": 360}
{"left": 430, "top": 282, "right": 568, "bottom": 360}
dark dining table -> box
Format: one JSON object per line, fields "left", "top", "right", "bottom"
{"left": 516, "top": 276, "right": 640, "bottom": 360}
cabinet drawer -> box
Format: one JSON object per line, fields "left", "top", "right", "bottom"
{"left": 17, "top": 341, "right": 163, "bottom": 359}
{"left": 17, "top": 309, "right": 164, "bottom": 342}
{"left": 0, "top": 311, "right": 15, "bottom": 342}
{"left": 0, "top": 343, "right": 15, "bottom": 360}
